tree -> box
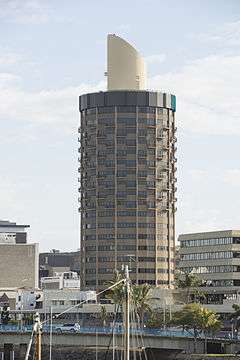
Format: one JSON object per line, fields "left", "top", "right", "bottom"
{"left": 100, "top": 305, "right": 108, "bottom": 327}
{"left": 230, "top": 304, "right": 240, "bottom": 335}
{"left": 175, "top": 271, "right": 203, "bottom": 304}
{"left": 106, "top": 270, "right": 125, "bottom": 306}
{"left": 132, "top": 283, "right": 152, "bottom": 327}
{"left": 172, "top": 303, "right": 221, "bottom": 353}
{"left": 147, "top": 309, "right": 171, "bottom": 329}
{"left": 1, "top": 305, "right": 10, "bottom": 325}
{"left": 197, "top": 307, "right": 221, "bottom": 353}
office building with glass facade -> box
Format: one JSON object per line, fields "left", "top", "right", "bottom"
{"left": 178, "top": 230, "right": 240, "bottom": 307}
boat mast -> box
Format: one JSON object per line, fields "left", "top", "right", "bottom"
{"left": 124, "top": 265, "right": 130, "bottom": 360}
{"left": 34, "top": 313, "right": 42, "bottom": 360}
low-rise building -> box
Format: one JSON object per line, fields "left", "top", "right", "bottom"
{"left": 0, "top": 220, "right": 38, "bottom": 289}
{"left": 40, "top": 288, "right": 111, "bottom": 325}
{"left": 0, "top": 220, "right": 29, "bottom": 244}
{"left": 41, "top": 271, "right": 80, "bottom": 290}
{"left": 178, "top": 230, "right": 240, "bottom": 314}
{"left": 39, "top": 250, "right": 80, "bottom": 283}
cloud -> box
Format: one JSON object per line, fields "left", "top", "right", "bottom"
{"left": 145, "top": 54, "right": 166, "bottom": 65}
{"left": 149, "top": 54, "right": 240, "bottom": 135}
{"left": 0, "top": 51, "right": 22, "bottom": 66}
{"left": 0, "top": 0, "right": 70, "bottom": 24}
{"left": 193, "top": 20, "right": 240, "bottom": 47}
{"left": 223, "top": 169, "right": 240, "bottom": 187}
{"left": 0, "top": 73, "right": 106, "bottom": 133}
{"left": 1, "top": 53, "right": 239, "bottom": 137}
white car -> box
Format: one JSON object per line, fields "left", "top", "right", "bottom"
{"left": 55, "top": 323, "right": 80, "bottom": 333}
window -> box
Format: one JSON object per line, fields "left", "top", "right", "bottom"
{"left": 138, "top": 245, "right": 155, "bottom": 251}
{"left": 98, "top": 245, "right": 115, "bottom": 251}
{"left": 180, "top": 237, "right": 233, "bottom": 248}
{"left": 98, "top": 234, "right": 115, "bottom": 240}
{"left": 180, "top": 265, "right": 240, "bottom": 274}
{"left": 138, "top": 268, "right": 155, "bottom": 273}
{"left": 117, "top": 234, "right": 136, "bottom": 240}
{"left": 98, "top": 257, "right": 115, "bottom": 262}
{"left": 138, "top": 257, "right": 155, "bottom": 262}
{"left": 117, "top": 223, "right": 136, "bottom": 228}
{"left": 181, "top": 251, "right": 233, "bottom": 261}
{"left": 117, "top": 210, "right": 136, "bottom": 217}
{"left": 117, "top": 245, "right": 136, "bottom": 251}
{"left": 86, "top": 245, "right": 96, "bottom": 251}
{"left": 86, "top": 269, "right": 96, "bottom": 274}
{"left": 98, "top": 268, "right": 114, "bottom": 274}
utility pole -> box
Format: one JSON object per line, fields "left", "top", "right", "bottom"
{"left": 124, "top": 265, "right": 130, "bottom": 360}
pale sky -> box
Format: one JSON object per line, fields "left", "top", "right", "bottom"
{"left": 0, "top": 0, "right": 240, "bottom": 251}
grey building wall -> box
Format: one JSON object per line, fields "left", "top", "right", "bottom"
{"left": 0, "top": 243, "right": 39, "bottom": 289}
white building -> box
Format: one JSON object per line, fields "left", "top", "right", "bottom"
{"left": 41, "top": 271, "right": 80, "bottom": 290}
{"left": 15, "top": 289, "right": 42, "bottom": 311}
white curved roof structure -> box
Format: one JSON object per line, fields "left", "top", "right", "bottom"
{"left": 107, "top": 34, "right": 146, "bottom": 91}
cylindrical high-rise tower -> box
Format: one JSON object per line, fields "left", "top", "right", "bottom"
{"left": 78, "top": 35, "right": 176, "bottom": 289}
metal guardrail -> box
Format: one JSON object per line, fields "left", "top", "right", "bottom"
{"left": 0, "top": 325, "right": 236, "bottom": 342}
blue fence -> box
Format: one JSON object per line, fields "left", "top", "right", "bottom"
{"left": 0, "top": 324, "right": 234, "bottom": 341}
{"left": 0, "top": 324, "right": 197, "bottom": 338}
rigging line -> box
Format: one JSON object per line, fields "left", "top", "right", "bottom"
{"left": 103, "top": 303, "right": 120, "bottom": 360}
{"left": 41, "top": 278, "right": 125, "bottom": 325}
{"left": 130, "top": 303, "right": 137, "bottom": 360}
{"left": 24, "top": 328, "right": 35, "bottom": 360}
{"left": 120, "top": 303, "right": 124, "bottom": 360}
{"left": 133, "top": 308, "right": 142, "bottom": 360}
{"left": 138, "top": 314, "right": 148, "bottom": 360}
{"left": 136, "top": 306, "right": 147, "bottom": 360}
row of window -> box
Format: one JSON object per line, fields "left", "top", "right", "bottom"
{"left": 84, "top": 179, "right": 161, "bottom": 189}
{"left": 180, "top": 237, "right": 233, "bottom": 247}
{"left": 86, "top": 245, "right": 174, "bottom": 262}
{"left": 86, "top": 256, "right": 164, "bottom": 263}
{"left": 85, "top": 211, "right": 156, "bottom": 218}
{"left": 84, "top": 245, "right": 173, "bottom": 254}
{"left": 86, "top": 200, "right": 142, "bottom": 209}
{"left": 84, "top": 233, "right": 173, "bottom": 243}
{"left": 85, "top": 223, "right": 158, "bottom": 229}
{"left": 85, "top": 267, "right": 171, "bottom": 275}
{"left": 83, "top": 106, "right": 168, "bottom": 115}
{"left": 181, "top": 251, "right": 233, "bottom": 261}
{"left": 203, "top": 280, "right": 240, "bottom": 287}
{"left": 84, "top": 222, "right": 172, "bottom": 229}
{"left": 181, "top": 265, "right": 240, "bottom": 274}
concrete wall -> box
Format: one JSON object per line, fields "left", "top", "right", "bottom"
{"left": 0, "top": 243, "right": 39, "bottom": 289}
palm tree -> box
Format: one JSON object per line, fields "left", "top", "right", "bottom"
{"left": 175, "top": 271, "right": 203, "bottom": 304}
{"left": 198, "top": 307, "right": 221, "bottom": 353}
{"left": 106, "top": 270, "right": 125, "bottom": 306}
{"left": 100, "top": 305, "right": 108, "bottom": 327}
{"left": 132, "top": 283, "right": 152, "bottom": 327}
{"left": 1, "top": 304, "right": 10, "bottom": 325}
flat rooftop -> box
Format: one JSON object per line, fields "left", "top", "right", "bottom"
{"left": 178, "top": 229, "right": 240, "bottom": 240}
{"left": 0, "top": 220, "right": 30, "bottom": 228}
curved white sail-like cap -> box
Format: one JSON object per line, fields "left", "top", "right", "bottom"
{"left": 107, "top": 34, "right": 146, "bottom": 91}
